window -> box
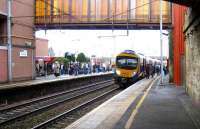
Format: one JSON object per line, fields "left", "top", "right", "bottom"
{"left": 116, "top": 56, "right": 138, "bottom": 69}
{"left": 0, "top": 19, "right": 6, "bottom": 45}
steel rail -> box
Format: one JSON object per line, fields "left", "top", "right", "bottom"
{"left": 0, "top": 79, "right": 113, "bottom": 112}
{"left": 0, "top": 80, "right": 114, "bottom": 126}
{"left": 31, "top": 87, "right": 119, "bottom": 129}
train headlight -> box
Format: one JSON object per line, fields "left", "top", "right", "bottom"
{"left": 116, "top": 70, "right": 121, "bottom": 75}
{"left": 132, "top": 72, "right": 136, "bottom": 76}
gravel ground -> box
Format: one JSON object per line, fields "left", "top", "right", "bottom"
{"left": 50, "top": 88, "right": 122, "bottom": 129}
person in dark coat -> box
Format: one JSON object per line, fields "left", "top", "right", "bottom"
{"left": 151, "top": 64, "right": 156, "bottom": 78}
{"left": 146, "top": 64, "right": 150, "bottom": 79}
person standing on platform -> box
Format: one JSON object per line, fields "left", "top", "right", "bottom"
{"left": 146, "top": 64, "right": 150, "bottom": 79}
{"left": 60, "top": 63, "right": 64, "bottom": 75}
{"left": 151, "top": 64, "right": 156, "bottom": 78}
{"left": 54, "top": 61, "right": 60, "bottom": 77}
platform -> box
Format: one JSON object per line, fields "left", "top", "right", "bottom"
{"left": 66, "top": 76, "right": 200, "bottom": 129}
{"left": 0, "top": 72, "right": 112, "bottom": 91}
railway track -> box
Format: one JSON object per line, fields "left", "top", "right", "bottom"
{"left": 31, "top": 87, "right": 119, "bottom": 129}
{"left": 0, "top": 80, "right": 114, "bottom": 126}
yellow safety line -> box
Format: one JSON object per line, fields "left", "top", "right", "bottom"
{"left": 125, "top": 77, "right": 158, "bottom": 129}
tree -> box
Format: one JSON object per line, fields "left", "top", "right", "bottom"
{"left": 54, "top": 57, "right": 69, "bottom": 65}
{"left": 76, "top": 52, "right": 90, "bottom": 63}
{"left": 64, "top": 52, "right": 75, "bottom": 62}
{"left": 86, "top": 57, "right": 90, "bottom": 63}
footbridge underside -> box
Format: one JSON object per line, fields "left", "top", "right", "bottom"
{"left": 35, "top": 0, "right": 172, "bottom": 30}
{"left": 165, "top": 0, "right": 200, "bottom": 7}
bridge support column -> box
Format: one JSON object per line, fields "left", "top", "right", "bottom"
{"left": 172, "top": 4, "right": 186, "bottom": 86}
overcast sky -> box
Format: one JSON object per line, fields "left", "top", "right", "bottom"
{"left": 36, "top": 30, "right": 169, "bottom": 58}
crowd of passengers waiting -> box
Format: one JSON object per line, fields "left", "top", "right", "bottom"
{"left": 36, "top": 61, "right": 112, "bottom": 77}
{"left": 145, "top": 64, "right": 168, "bottom": 79}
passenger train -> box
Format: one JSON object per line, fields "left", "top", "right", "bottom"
{"left": 114, "top": 50, "right": 160, "bottom": 88}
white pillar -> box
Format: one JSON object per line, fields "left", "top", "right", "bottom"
{"left": 7, "top": 0, "right": 12, "bottom": 81}
{"left": 160, "top": 0, "right": 164, "bottom": 84}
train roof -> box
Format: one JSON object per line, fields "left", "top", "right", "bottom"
{"left": 117, "top": 50, "right": 145, "bottom": 58}
{"left": 120, "top": 50, "right": 136, "bottom": 54}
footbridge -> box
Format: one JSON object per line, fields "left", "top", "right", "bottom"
{"left": 35, "top": 0, "right": 199, "bottom": 30}
{"left": 35, "top": 0, "right": 172, "bottom": 29}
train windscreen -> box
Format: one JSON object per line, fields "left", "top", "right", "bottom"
{"left": 116, "top": 56, "right": 138, "bottom": 69}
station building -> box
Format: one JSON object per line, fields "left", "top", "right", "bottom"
{"left": 0, "top": 0, "right": 35, "bottom": 83}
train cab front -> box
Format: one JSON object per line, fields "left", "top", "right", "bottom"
{"left": 114, "top": 56, "right": 139, "bottom": 88}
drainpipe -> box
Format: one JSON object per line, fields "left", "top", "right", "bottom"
{"left": 7, "top": 0, "right": 12, "bottom": 82}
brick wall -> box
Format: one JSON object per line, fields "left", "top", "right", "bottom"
{"left": 0, "top": 0, "right": 7, "bottom": 15}
{"left": 36, "top": 38, "right": 48, "bottom": 57}
{"left": 184, "top": 9, "right": 200, "bottom": 105}
{"left": 0, "top": 48, "right": 7, "bottom": 82}
{"left": 11, "top": 0, "right": 35, "bottom": 81}
{"left": 0, "top": 0, "right": 35, "bottom": 83}
{"left": 12, "top": 48, "right": 33, "bottom": 81}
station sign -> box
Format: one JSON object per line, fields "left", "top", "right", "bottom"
{"left": 0, "top": 46, "right": 7, "bottom": 50}
{"left": 19, "top": 49, "right": 28, "bottom": 57}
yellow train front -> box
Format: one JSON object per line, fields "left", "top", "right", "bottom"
{"left": 114, "top": 50, "right": 145, "bottom": 88}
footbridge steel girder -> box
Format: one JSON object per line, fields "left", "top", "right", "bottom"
{"left": 164, "top": 0, "right": 200, "bottom": 7}
{"left": 35, "top": 0, "right": 172, "bottom": 30}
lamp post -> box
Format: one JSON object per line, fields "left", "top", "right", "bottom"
{"left": 160, "top": 0, "right": 164, "bottom": 84}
